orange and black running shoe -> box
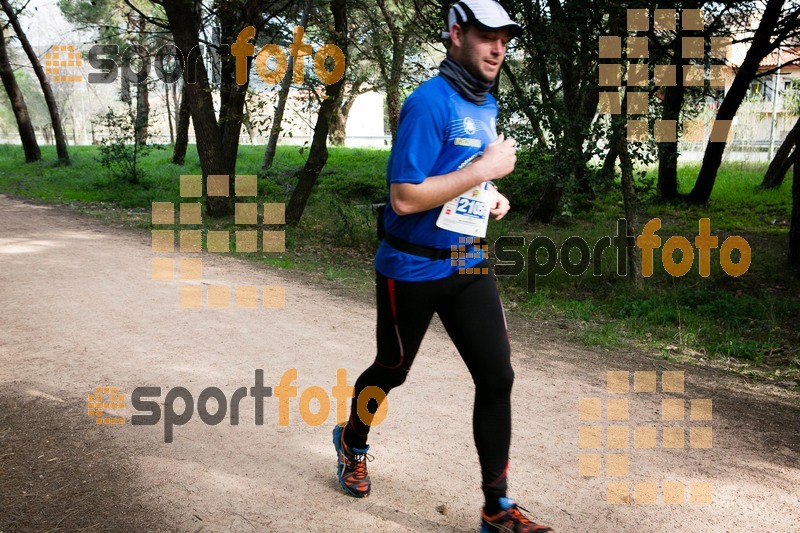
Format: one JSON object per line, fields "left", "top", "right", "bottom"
{"left": 480, "top": 498, "right": 554, "bottom": 532}
{"left": 332, "top": 424, "right": 372, "bottom": 498}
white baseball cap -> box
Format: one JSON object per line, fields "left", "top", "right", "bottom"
{"left": 441, "top": 0, "right": 521, "bottom": 40}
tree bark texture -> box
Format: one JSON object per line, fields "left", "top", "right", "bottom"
{"left": 0, "top": 24, "right": 39, "bottom": 162}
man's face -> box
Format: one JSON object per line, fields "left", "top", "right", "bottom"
{"left": 452, "top": 24, "right": 511, "bottom": 83}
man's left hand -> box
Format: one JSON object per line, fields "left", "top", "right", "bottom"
{"left": 489, "top": 189, "right": 510, "bottom": 220}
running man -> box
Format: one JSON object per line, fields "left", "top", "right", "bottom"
{"left": 333, "top": 1, "right": 554, "bottom": 531}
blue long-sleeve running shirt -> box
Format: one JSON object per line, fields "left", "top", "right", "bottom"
{"left": 375, "top": 75, "right": 498, "bottom": 282}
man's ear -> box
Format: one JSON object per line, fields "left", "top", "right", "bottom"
{"left": 450, "top": 23, "right": 464, "bottom": 49}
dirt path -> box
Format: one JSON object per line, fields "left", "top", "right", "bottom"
{"left": 1, "top": 193, "right": 799, "bottom": 532}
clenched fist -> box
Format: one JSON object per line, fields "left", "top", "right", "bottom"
{"left": 476, "top": 133, "right": 517, "bottom": 182}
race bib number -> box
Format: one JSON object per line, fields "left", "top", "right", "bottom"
{"left": 436, "top": 182, "right": 493, "bottom": 237}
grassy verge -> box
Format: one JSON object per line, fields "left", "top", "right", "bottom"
{"left": 1, "top": 144, "right": 798, "bottom": 384}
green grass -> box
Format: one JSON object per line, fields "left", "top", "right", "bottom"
{"left": 0, "top": 143, "right": 797, "bottom": 382}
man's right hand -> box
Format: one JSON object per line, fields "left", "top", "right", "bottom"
{"left": 475, "top": 133, "right": 517, "bottom": 181}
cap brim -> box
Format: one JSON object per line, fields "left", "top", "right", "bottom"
{"left": 470, "top": 20, "right": 522, "bottom": 38}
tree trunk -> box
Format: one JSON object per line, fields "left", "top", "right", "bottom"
{"left": 329, "top": 90, "right": 358, "bottom": 146}
{"left": 286, "top": 0, "right": 347, "bottom": 225}
{"left": 0, "top": 0, "right": 69, "bottom": 163}
{"left": 172, "top": 82, "right": 190, "bottom": 164}
{"left": 527, "top": 181, "right": 563, "bottom": 223}
{"left": 385, "top": 86, "right": 401, "bottom": 139}
{"left": 172, "top": 81, "right": 179, "bottom": 134}
{"left": 242, "top": 106, "right": 256, "bottom": 144}
{"left": 262, "top": 63, "right": 293, "bottom": 168}
{"left": 688, "top": 0, "right": 785, "bottom": 204}
{"left": 215, "top": 4, "right": 257, "bottom": 177}
{"left": 0, "top": 25, "right": 39, "bottom": 162}
{"left": 657, "top": 63, "right": 685, "bottom": 199}
{"left": 761, "top": 115, "right": 800, "bottom": 189}
{"left": 165, "top": 82, "right": 174, "bottom": 144}
{"left": 789, "top": 135, "right": 800, "bottom": 270}
{"left": 135, "top": 81, "right": 149, "bottom": 145}
{"left": 162, "top": 0, "right": 229, "bottom": 216}
{"left": 263, "top": 0, "right": 311, "bottom": 169}
{"left": 599, "top": 144, "right": 618, "bottom": 182}
{"left": 500, "top": 62, "right": 548, "bottom": 146}
{"left": 1, "top": 0, "right": 69, "bottom": 162}
{"left": 617, "top": 134, "right": 643, "bottom": 287}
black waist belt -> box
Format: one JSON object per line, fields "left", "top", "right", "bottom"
{"left": 383, "top": 232, "right": 453, "bottom": 261}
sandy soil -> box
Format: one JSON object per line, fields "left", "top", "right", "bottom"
{"left": 1, "top": 193, "right": 799, "bottom": 532}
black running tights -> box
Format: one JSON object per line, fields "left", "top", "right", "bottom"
{"left": 344, "top": 266, "right": 514, "bottom": 504}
